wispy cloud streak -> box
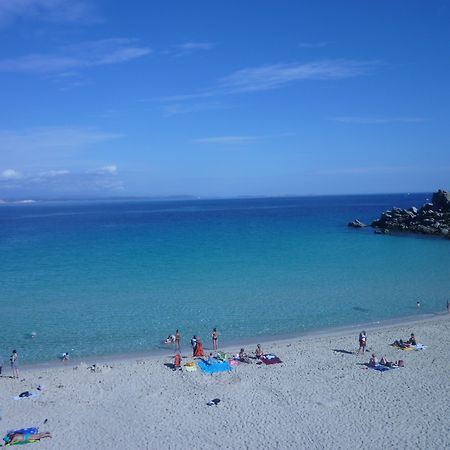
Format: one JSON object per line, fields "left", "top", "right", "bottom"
{"left": 298, "top": 42, "right": 330, "bottom": 48}
{"left": 159, "top": 60, "right": 378, "bottom": 106}
{"left": 0, "top": 39, "right": 151, "bottom": 73}
{"left": 178, "top": 42, "right": 214, "bottom": 51}
{"left": 0, "top": 0, "right": 96, "bottom": 25}
{"left": 193, "top": 133, "right": 294, "bottom": 145}
{"left": 218, "top": 60, "right": 376, "bottom": 93}
{"left": 332, "top": 116, "right": 428, "bottom": 124}
{"left": 0, "top": 126, "right": 122, "bottom": 151}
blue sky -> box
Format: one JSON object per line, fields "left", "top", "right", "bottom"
{"left": 0, "top": 1, "right": 449, "bottom": 198}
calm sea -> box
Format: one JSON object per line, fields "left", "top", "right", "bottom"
{"left": 1, "top": 194, "right": 449, "bottom": 363}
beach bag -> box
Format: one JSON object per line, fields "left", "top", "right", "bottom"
{"left": 397, "top": 359, "right": 404, "bottom": 367}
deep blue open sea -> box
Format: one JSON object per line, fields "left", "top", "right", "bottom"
{"left": 1, "top": 193, "right": 449, "bottom": 363}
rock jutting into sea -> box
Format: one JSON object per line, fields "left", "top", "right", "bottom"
{"left": 369, "top": 189, "right": 450, "bottom": 238}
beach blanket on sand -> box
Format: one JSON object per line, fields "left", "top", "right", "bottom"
{"left": 197, "top": 359, "right": 232, "bottom": 374}
{"left": 395, "top": 344, "right": 427, "bottom": 351}
{"left": 260, "top": 354, "right": 283, "bottom": 365}
{"left": 367, "top": 364, "right": 398, "bottom": 372}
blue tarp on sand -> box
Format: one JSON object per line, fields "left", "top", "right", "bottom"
{"left": 197, "top": 359, "right": 232, "bottom": 374}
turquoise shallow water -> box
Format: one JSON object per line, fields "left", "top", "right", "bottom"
{"left": 0, "top": 194, "right": 449, "bottom": 363}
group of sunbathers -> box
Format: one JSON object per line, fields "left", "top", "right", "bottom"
{"left": 392, "top": 333, "right": 417, "bottom": 348}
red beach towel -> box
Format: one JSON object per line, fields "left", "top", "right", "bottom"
{"left": 260, "top": 354, "right": 283, "bottom": 365}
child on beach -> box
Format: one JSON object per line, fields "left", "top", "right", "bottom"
{"left": 174, "top": 352, "right": 182, "bottom": 371}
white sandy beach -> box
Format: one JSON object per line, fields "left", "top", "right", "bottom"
{"left": 1, "top": 315, "right": 449, "bottom": 449}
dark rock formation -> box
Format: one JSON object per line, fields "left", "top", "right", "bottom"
{"left": 370, "top": 189, "right": 450, "bottom": 238}
{"left": 348, "top": 219, "right": 367, "bottom": 228}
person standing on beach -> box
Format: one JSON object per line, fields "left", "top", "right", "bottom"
{"left": 357, "top": 331, "right": 367, "bottom": 355}
{"left": 0, "top": 354, "right": 3, "bottom": 375}
{"left": 10, "top": 350, "right": 19, "bottom": 379}
{"left": 212, "top": 328, "right": 219, "bottom": 350}
{"left": 447, "top": 299, "right": 449, "bottom": 314}
{"left": 175, "top": 329, "right": 181, "bottom": 350}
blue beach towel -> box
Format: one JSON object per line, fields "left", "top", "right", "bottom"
{"left": 198, "top": 359, "right": 232, "bottom": 374}
{"left": 367, "top": 364, "right": 398, "bottom": 372}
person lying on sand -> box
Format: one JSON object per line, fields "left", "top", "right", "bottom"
{"left": 379, "top": 357, "right": 398, "bottom": 368}
{"left": 392, "top": 339, "right": 410, "bottom": 349}
{"left": 4, "top": 431, "right": 52, "bottom": 445}
{"left": 239, "top": 348, "right": 252, "bottom": 364}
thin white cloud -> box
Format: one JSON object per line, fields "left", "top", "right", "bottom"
{"left": 162, "top": 102, "right": 229, "bottom": 117}
{"left": 1, "top": 169, "right": 21, "bottom": 179}
{"left": 0, "top": 126, "right": 122, "bottom": 151}
{"left": 0, "top": 39, "right": 151, "bottom": 73}
{"left": 298, "top": 42, "right": 330, "bottom": 49}
{"left": 159, "top": 59, "right": 378, "bottom": 105}
{"left": 218, "top": 60, "right": 376, "bottom": 93}
{"left": 96, "top": 165, "right": 118, "bottom": 175}
{"left": 0, "top": 166, "right": 124, "bottom": 196}
{"left": 193, "top": 135, "right": 260, "bottom": 145}
{"left": 193, "top": 133, "right": 294, "bottom": 145}
{"left": 317, "top": 166, "right": 416, "bottom": 176}
{"left": 38, "top": 169, "right": 70, "bottom": 177}
{"left": 0, "top": 0, "right": 96, "bottom": 25}
{"left": 178, "top": 42, "right": 214, "bottom": 51}
{"left": 333, "top": 116, "right": 428, "bottom": 124}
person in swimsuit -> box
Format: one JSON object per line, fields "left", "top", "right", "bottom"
{"left": 212, "top": 328, "right": 219, "bottom": 350}
{"left": 10, "top": 350, "right": 19, "bottom": 379}
{"left": 379, "top": 356, "right": 398, "bottom": 368}
{"left": 4, "top": 431, "right": 51, "bottom": 445}
{"left": 255, "top": 344, "right": 263, "bottom": 359}
{"left": 238, "top": 348, "right": 251, "bottom": 364}
{"left": 368, "top": 353, "right": 378, "bottom": 367}
{"left": 175, "top": 330, "right": 181, "bottom": 350}
{"left": 406, "top": 333, "right": 417, "bottom": 346}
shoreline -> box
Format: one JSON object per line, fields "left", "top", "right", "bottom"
{"left": 2, "top": 312, "right": 449, "bottom": 449}
{"left": 18, "top": 309, "right": 448, "bottom": 371}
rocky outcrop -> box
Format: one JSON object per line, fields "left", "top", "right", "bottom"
{"left": 348, "top": 219, "right": 367, "bottom": 228}
{"left": 370, "top": 189, "right": 450, "bottom": 238}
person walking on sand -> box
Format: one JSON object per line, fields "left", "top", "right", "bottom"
{"left": 10, "top": 350, "right": 19, "bottom": 379}
{"left": 175, "top": 329, "right": 181, "bottom": 350}
{"left": 212, "top": 328, "right": 219, "bottom": 350}
{"left": 357, "top": 331, "right": 367, "bottom": 355}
